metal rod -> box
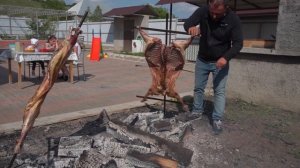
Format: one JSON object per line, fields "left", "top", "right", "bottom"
{"left": 78, "top": 11, "right": 88, "bottom": 28}
{"left": 65, "top": 13, "right": 68, "bottom": 36}
{"left": 136, "top": 95, "right": 179, "bottom": 103}
{"left": 169, "top": 1, "right": 173, "bottom": 44}
{"left": 135, "top": 26, "right": 188, "bottom": 35}
{"left": 36, "top": 12, "right": 38, "bottom": 38}
{"left": 165, "top": 13, "right": 169, "bottom": 45}
{"left": 164, "top": 94, "right": 167, "bottom": 116}
{"left": 240, "top": 0, "right": 262, "bottom": 9}
{"left": 164, "top": 13, "right": 169, "bottom": 116}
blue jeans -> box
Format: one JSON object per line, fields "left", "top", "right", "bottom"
{"left": 192, "top": 58, "right": 229, "bottom": 120}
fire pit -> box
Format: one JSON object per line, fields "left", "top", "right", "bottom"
{"left": 2, "top": 98, "right": 300, "bottom": 168}
{"left": 1, "top": 102, "right": 198, "bottom": 168}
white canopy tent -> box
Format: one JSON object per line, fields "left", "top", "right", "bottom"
{"left": 67, "top": 0, "right": 91, "bottom": 16}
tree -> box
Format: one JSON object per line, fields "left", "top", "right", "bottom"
{"left": 152, "top": 7, "right": 176, "bottom": 19}
{"left": 26, "top": 17, "right": 56, "bottom": 39}
{"left": 89, "top": 5, "right": 103, "bottom": 22}
{"left": 42, "top": 0, "right": 66, "bottom": 10}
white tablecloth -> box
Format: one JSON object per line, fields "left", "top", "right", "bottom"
{"left": 15, "top": 52, "right": 78, "bottom": 62}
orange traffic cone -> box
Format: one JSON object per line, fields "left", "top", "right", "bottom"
{"left": 90, "top": 37, "right": 101, "bottom": 61}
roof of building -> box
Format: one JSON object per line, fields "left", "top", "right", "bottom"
{"left": 103, "top": 5, "right": 158, "bottom": 17}
{"left": 156, "top": 0, "right": 279, "bottom": 10}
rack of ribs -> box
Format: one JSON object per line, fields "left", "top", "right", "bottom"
{"left": 139, "top": 28, "right": 193, "bottom": 112}
{"left": 139, "top": 28, "right": 165, "bottom": 102}
{"left": 163, "top": 37, "right": 194, "bottom": 112}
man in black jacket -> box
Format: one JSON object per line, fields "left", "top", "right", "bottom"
{"left": 184, "top": 0, "right": 243, "bottom": 134}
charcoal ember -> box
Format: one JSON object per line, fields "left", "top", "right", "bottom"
{"left": 126, "top": 155, "right": 160, "bottom": 168}
{"left": 106, "top": 126, "right": 133, "bottom": 144}
{"left": 150, "top": 120, "right": 172, "bottom": 132}
{"left": 74, "top": 149, "right": 113, "bottom": 168}
{"left": 106, "top": 121, "right": 152, "bottom": 147}
{"left": 47, "top": 137, "right": 60, "bottom": 166}
{"left": 123, "top": 112, "right": 163, "bottom": 130}
{"left": 15, "top": 159, "right": 24, "bottom": 166}
{"left": 92, "top": 133, "right": 117, "bottom": 147}
{"left": 0, "top": 144, "right": 9, "bottom": 157}
{"left": 145, "top": 112, "right": 164, "bottom": 123}
{"left": 35, "top": 155, "right": 47, "bottom": 167}
{"left": 102, "top": 160, "right": 118, "bottom": 168}
{"left": 53, "top": 158, "right": 75, "bottom": 168}
{"left": 126, "top": 151, "right": 179, "bottom": 168}
{"left": 123, "top": 114, "right": 139, "bottom": 125}
{"left": 57, "top": 136, "right": 93, "bottom": 157}
{"left": 106, "top": 118, "right": 193, "bottom": 166}
{"left": 175, "top": 112, "right": 201, "bottom": 122}
{"left": 166, "top": 121, "right": 193, "bottom": 142}
{"left": 146, "top": 119, "right": 192, "bottom": 143}
{"left": 134, "top": 118, "right": 148, "bottom": 132}
{"left": 94, "top": 136, "right": 154, "bottom": 157}
{"left": 114, "top": 158, "right": 135, "bottom": 168}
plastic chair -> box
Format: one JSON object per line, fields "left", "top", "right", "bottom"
{"left": 75, "top": 36, "right": 86, "bottom": 81}
{"left": 27, "top": 61, "right": 46, "bottom": 79}
{"left": 75, "top": 48, "right": 86, "bottom": 81}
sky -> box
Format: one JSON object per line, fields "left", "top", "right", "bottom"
{"left": 64, "top": 0, "right": 198, "bottom": 19}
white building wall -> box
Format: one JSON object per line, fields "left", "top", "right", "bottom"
{"left": 0, "top": 16, "right": 280, "bottom": 58}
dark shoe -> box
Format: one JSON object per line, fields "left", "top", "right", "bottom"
{"left": 213, "top": 120, "right": 223, "bottom": 135}
{"left": 63, "top": 75, "right": 68, "bottom": 81}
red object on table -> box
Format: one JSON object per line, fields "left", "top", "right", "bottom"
{"left": 39, "top": 48, "right": 50, "bottom": 52}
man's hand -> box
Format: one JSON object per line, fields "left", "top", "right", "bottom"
{"left": 188, "top": 26, "right": 200, "bottom": 36}
{"left": 216, "top": 57, "right": 227, "bottom": 69}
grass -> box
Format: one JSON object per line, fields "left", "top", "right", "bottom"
{"left": 0, "top": 0, "right": 43, "bottom": 8}
{"left": 225, "top": 98, "right": 300, "bottom": 160}
{"left": 225, "top": 98, "right": 260, "bottom": 122}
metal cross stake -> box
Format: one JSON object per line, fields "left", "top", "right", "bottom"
{"left": 136, "top": 13, "right": 188, "bottom": 118}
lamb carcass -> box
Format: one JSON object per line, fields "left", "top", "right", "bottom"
{"left": 9, "top": 27, "right": 84, "bottom": 168}
{"left": 163, "top": 37, "right": 194, "bottom": 112}
{"left": 139, "top": 28, "right": 165, "bottom": 101}
{"left": 139, "top": 28, "right": 193, "bottom": 112}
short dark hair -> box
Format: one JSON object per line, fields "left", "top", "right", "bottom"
{"left": 31, "top": 34, "right": 37, "bottom": 39}
{"left": 209, "top": 0, "right": 229, "bottom": 6}
{"left": 47, "top": 35, "right": 57, "bottom": 42}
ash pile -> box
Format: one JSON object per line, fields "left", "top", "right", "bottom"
{"left": 14, "top": 109, "right": 199, "bottom": 168}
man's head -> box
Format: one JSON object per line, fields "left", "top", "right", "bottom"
{"left": 209, "top": 0, "right": 229, "bottom": 21}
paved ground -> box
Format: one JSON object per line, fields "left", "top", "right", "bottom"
{"left": 0, "top": 53, "right": 195, "bottom": 125}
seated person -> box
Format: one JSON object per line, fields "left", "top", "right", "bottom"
{"left": 72, "top": 41, "right": 81, "bottom": 65}
{"left": 45, "top": 35, "right": 59, "bottom": 52}
{"left": 26, "top": 37, "right": 45, "bottom": 76}
{"left": 46, "top": 35, "right": 69, "bottom": 81}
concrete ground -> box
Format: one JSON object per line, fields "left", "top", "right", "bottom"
{"left": 0, "top": 53, "right": 195, "bottom": 125}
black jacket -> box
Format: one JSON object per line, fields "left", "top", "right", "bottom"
{"left": 184, "top": 5, "right": 243, "bottom": 62}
